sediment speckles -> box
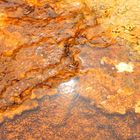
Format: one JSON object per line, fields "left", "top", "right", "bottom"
{"left": 0, "top": 0, "right": 139, "bottom": 139}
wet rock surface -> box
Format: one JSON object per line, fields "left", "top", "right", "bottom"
{"left": 0, "top": 0, "right": 140, "bottom": 139}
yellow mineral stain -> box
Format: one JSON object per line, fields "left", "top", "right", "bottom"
{"left": 26, "top": 0, "right": 38, "bottom": 5}
{"left": 0, "top": 12, "right": 7, "bottom": 28}
{"left": 135, "top": 101, "right": 140, "bottom": 114}
{"left": 31, "top": 88, "right": 57, "bottom": 100}
{"left": 100, "top": 100, "right": 126, "bottom": 115}
{"left": 117, "top": 87, "right": 134, "bottom": 96}
{"left": 26, "top": 0, "right": 48, "bottom": 6}
{"left": 3, "top": 50, "right": 13, "bottom": 57}
{"left": 100, "top": 57, "right": 116, "bottom": 65}
{"left": 19, "top": 73, "right": 26, "bottom": 79}
{"left": 115, "top": 62, "right": 134, "bottom": 73}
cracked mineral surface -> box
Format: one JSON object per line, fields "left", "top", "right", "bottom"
{"left": 0, "top": 0, "right": 140, "bottom": 140}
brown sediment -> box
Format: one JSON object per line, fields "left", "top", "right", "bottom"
{"left": 0, "top": 0, "right": 140, "bottom": 139}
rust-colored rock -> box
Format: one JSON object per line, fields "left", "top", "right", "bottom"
{"left": 0, "top": 0, "right": 140, "bottom": 139}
